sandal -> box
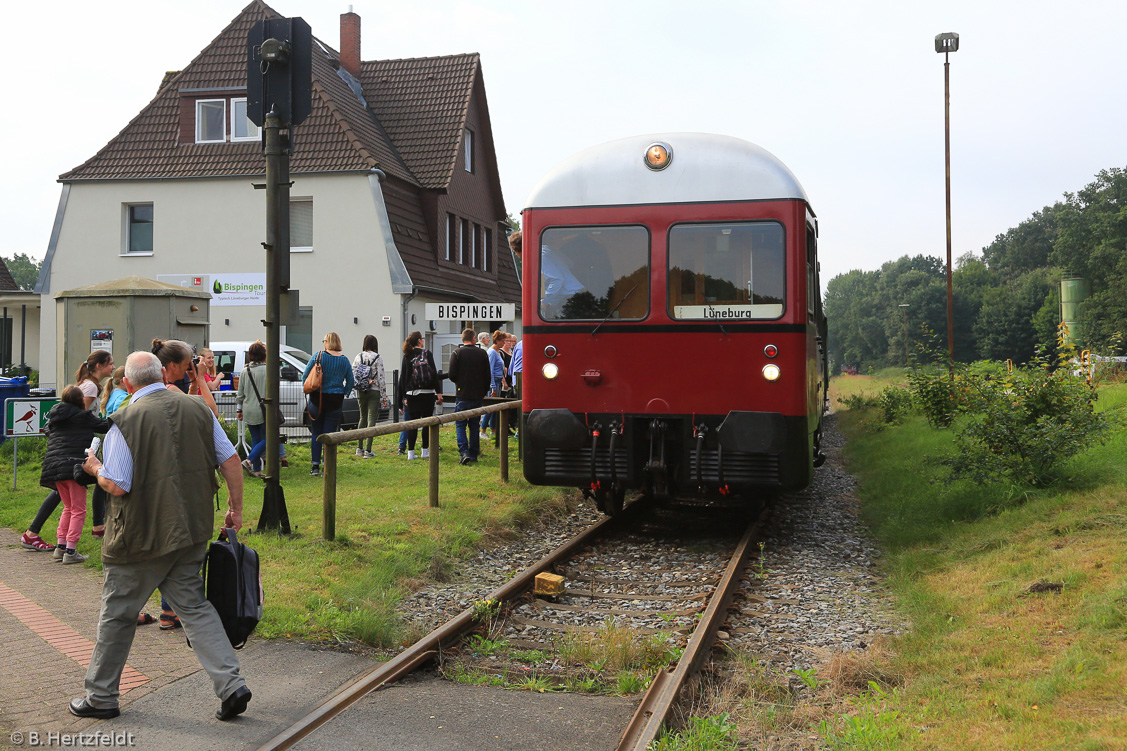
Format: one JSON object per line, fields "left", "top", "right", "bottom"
{"left": 159, "top": 613, "right": 182, "bottom": 630}
{"left": 137, "top": 612, "right": 156, "bottom": 626}
{"left": 92, "top": 526, "right": 105, "bottom": 539}
{"left": 21, "top": 533, "right": 53, "bottom": 551}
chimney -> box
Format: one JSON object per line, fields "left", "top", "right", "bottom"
{"left": 340, "top": 7, "right": 361, "bottom": 78}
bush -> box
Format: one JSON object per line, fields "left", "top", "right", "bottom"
{"left": 877, "top": 386, "right": 914, "bottom": 425}
{"left": 906, "top": 366, "right": 956, "bottom": 429}
{"left": 940, "top": 363, "right": 1119, "bottom": 487}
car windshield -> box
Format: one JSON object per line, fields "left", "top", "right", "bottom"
{"left": 282, "top": 348, "right": 311, "bottom": 367}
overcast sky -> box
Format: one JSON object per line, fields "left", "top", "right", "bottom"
{"left": 4, "top": 0, "right": 1125, "bottom": 288}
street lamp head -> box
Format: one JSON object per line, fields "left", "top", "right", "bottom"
{"left": 935, "top": 32, "right": 959, "bottom": 53}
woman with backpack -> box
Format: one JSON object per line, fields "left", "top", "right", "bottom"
{"left": 303, "top": 331, "right": 355, "bottom": 476}
{"left": 352, "top": 335, "right": 387, "bottom": 458}
{"left": 400, "top": 331, "right": 442, "bottom": 460}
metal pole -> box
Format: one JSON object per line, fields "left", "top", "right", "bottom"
{"left": 20, "top": 304, "right": 26, "bottom": 378}
{"left": 944, "top": 52, "right": 955, "bottom": 375}
{"left": 259, "top": 107, "right": 291, "bottom": 534}
{"left": 1, "top": 307, "right": 7, "bottom": 372}
{"left": 12, "top": 437, "right": 17, "bottom": 491}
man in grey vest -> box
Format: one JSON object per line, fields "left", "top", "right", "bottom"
{"left": 74, "top": 351, "right": 250, "bottom": 721}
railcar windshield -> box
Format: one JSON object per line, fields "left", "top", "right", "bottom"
{"left": 538, "top": 225, "right": 650, "bottom": 320}
{"left": 667, "top": 221, "right": 786, "bottom": 320}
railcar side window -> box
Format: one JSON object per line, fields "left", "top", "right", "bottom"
{"left": 538, "top": 226, "right": 650, "bottom": 320}
{"left": 667, "top": 222, "right": 786, "bottom": 320}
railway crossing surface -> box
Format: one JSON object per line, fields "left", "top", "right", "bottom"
{"left": 0, "top": 527, "right": 633, "bottom": 750}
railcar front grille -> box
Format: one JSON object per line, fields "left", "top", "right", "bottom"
{"left": 543, "top": 448, "right": 629, "bottom": 478}
{"left": 689, "top": 451, "right": 781, "bottom": 484}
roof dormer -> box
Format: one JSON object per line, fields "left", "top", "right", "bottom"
{"left": 178, "top": 88, "right": 261, "bottom": 145}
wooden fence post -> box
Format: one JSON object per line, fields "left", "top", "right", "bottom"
{"left": 499, "top": 409, "right": 509, "bottom": 482}
{"left": 428, "top": 424, "right": 440, "bottom": 508}
{"left": 323, "top": 443, "right": 337, "bottom": 541}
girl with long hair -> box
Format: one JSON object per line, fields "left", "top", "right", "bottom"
{"left": 303, "top": 332, "right": 355, "bottom": 476}
{"left": 352, "top": 334, "right": 387, "bottom": 458}
{"left": 400, "top": 331, "right": 442, "bottom": 460}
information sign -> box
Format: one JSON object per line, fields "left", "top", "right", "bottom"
{"left": 4, "top": 398, "right": 59, "bottom": 437}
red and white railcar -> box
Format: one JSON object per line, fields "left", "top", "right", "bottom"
{"left": 519, "top": 133, "right": 827, "bottom": 514}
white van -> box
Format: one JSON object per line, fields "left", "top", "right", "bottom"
{"left": 209, "top": 341, "right": 364, "bottom": 429}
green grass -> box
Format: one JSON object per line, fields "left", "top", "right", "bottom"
{"left": 810, "top": 375, "right": 1127, "bottom": 750}
{"left": 0, "top": 429, "right": 570, "bottom": 648}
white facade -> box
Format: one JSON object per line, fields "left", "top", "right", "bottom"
{"left": 39, "top": 172, "right": 519, "bottom": 389}
{"left": 39, "top": 172, "right": 402, "bottom": 388}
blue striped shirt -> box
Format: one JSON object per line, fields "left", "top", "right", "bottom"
{"left": 98, "top": 382, "right": 236, "bottom": 493}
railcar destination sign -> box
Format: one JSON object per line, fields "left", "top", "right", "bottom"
{"left": 425, "top": 303, "right": 515, "bottom": 321}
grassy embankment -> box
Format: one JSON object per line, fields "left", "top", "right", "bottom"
{"left": 817, "top": 370, "right": 1127, "bottom": 750}
{"left": 0, "top": 428, "right": 570, "bottom": 648}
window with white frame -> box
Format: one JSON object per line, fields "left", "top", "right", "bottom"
{"left": 290, "top": 199, "right": 313, "bottom": 251}
{"left": 484, "top": 228, "right": 491, "bottom": 272}
{"left": 125, "top": 204, "right": 154, "bottom": 254}
{"left": 471, "top": 223, "right": 478, "bottom": 268}
{"left": 231, "top": 98, "right": 260, "bottom": 141}
{"left": 463, "top": 129, "right": 474, "bottom": 172}
{"left": 195, "top": 99, "right": 226, "bottom": 143}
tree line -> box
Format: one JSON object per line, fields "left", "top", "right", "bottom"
{"left": 825, "top": 166, "right": 1127, "bottom": 370}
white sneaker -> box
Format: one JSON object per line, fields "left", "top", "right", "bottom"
{"left": 480, "top": 432, "right": 490, "bottom": 440}
{"left": 355, "top": 448, "right": 364, "bottom": 456}
{"left": 363, "top": 451, "right": 375, "bottom": 459}
{"left": 407, "top": 450, "right": 417, "bottom": 460}
{"left": 421, "top": 448, "right": 430, "bottom": 458}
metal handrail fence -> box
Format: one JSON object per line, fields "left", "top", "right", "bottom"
{"left": 316, "top": 399, "right": 521, "bottom": 540}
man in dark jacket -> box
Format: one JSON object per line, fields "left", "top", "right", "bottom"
{"left": 446, "top": 328, "right": 491, "bottom": 465}
{"left": 74, "top": 351, "right": 250, "bottom": 722}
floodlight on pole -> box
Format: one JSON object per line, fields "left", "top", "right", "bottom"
{"left": 936, "top": 32, "right": 959, "bottom": 375}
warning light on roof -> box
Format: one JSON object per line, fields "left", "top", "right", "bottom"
{"left": 644, "top": 142, "right": 672, "bottom": 171}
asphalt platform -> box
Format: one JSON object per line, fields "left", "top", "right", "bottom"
{"left": 0, "top": 528, "right": 635, "bottom": 751}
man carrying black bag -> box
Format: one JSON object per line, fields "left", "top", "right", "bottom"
{"left": 77, "top": 351, "right": 252, "bottom": 721}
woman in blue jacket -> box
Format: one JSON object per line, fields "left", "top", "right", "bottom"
{"left": 304, "top": 331, "right": 354, "bottom": 476}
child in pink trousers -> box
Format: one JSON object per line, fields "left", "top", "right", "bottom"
{"left": 39, "top": 386, "right": 110, "bottom": 565}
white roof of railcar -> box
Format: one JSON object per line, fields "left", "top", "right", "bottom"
{"left": 523, "top": 133, "right": 809, "bottom": 210}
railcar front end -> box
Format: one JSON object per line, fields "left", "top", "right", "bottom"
{"left": 520, "top": 134, "right": 826, "bottom": 514}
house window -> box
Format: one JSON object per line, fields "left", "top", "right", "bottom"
{"left": 125, "top": 204, "right": 154, "bottom": 254}
{"left": 195, "top": 99, "right": 226, "bottom": 143}
{"left": 464, "top": 129, "right": 474, "bottom": 172}
{"left": 471, "top": 223, "right": 479, "bottom": 268}
{"left": 290, "top": 199, "right": 313, "bottom": 251}
{"left": 445, "top": 214, "right": 454, "bottom": 261}
{"left": 484, "top": 228, "right": 491, "bottom": 272}
{"left": 231, "top": 98, "right": 260, "bottom": 141}
{"left": 457, "top": 218, "right": 465, "bottom": 264}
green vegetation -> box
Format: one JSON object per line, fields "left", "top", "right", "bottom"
{"left": 0, "top": 430, "right": 566, "bottom": 648}
{"left": 803, "top": 373, "right": 1127, "bottom": 749}
{"left": 826, "top": 165, "right": 1127, "bottom": 369}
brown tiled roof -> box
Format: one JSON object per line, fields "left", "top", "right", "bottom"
{"left": 359, "top": 55, "right": 478, "bottom": 190}
{"left": 60, "top": 1, "right": 417, "bottom": 184}
{"left": 0, "top": 257, "right": 18, "bottom": 291}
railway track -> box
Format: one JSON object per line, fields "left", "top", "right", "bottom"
{"left": 256, "top": 500, "right": 764, "bottom": 751}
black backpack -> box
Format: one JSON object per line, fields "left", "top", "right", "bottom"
{"left": 201, "top": 528, "right": 263, "bottom": 649}
{"left": 409, "top": 349, "right": 435, "bottom": 390}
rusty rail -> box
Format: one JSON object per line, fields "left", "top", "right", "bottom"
{"left": 318, "top": 400, "right": 521, "bottom": 540}
{"left": 255, "top": 509, "right": 624, "bottom": 751}
{"left": 616, "top": 519, "right": 759, "bottom": 751}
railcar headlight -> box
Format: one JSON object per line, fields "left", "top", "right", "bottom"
{"left": 644, "top": 142, "right": 672, "bottom": 171}
{"left": 542, "top": 362, "right": 560, "bottom": 380}
{"left": 762, "top": 364, "right": 781, "bottom": 381}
